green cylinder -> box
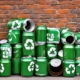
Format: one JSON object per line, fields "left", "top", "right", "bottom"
{"left": 12, "top": 58, "right": 21, "bottom": 74}
{"left": 75, "top": 60, "right": 80, "bottom": 76}
{"left": 63, "top": 60, "right": 75, "bottom": 77}
{"left": 47, "top": 44, "right": 57, "bottom": 60}
{"left": 8, "top": 30, "right": 20, "bottom": 44}
{"left": 22, "top": 32, "right": 35, "bottom": 56}
{"left": 35, "top": 57, "right": 48, "bottom": 76}
{"left": 75, "top": 32, "right": 80, "bottom": 44}
{"left": 7, "top": 18, "right": 35, "bottom": 32}
{"left": 36, "top": 25, "right": 47, "bottom": 44}
{"left": 0, "top": 43, "right": 12, "bottom": 59}
{"left": 13, "top": 44, "right": 22, "bottom": 58}
{"left": 61, "top": 31, "right": 75, "bottom": 44}
{"left": 21, "top": 57, "right": 34, "bottom": 77}
{"left": 47, "top": 28, "right": 60, "bottom": 44}
{"left": 36, "top": 44, "right": 46, "bottom": 57}
{"left": 63, "top": 44, "right": 75, "bottom": 60}
{"left": 0, "top": 59, "right": 11, "bottom": 77}
{"left": 58, "top": 50, "right": 63, "bottom": 61}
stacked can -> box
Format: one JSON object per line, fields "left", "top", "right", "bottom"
{"left": 61, "top": 27, "right": 75, "bottom": 77}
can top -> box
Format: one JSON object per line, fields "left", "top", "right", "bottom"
{"left": 37, "top": 57, "right": 47, "bottom": 62}
{"left": 1, "top": 43, "right": 11, "bottom": 47}
{"left": 14, "top": 44, "right": 22, "bottom": 48}
{"left": 0, "top": 59, "right": 10, "bottom": 63}
{"left": 36, "top": 26, "right": 47, "bottom": 30}
{"left": 63, "top": 60, "right": 75, "bottom": 63}
{"left": 23, "top": 32, "right": 34, "bottom": 36}
{"left": 47, "top": 44, "right": 57, "bottom": 47}
{"left": 64, "top": 44, "right": 74, "bottom": 48}
{"left": 75, "top": 45, "right": 80, "bottom": 48}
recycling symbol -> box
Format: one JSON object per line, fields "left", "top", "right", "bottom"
{"left": 48, "top": 47, "right": 57, "bottom": 57}
{"left": 65, "top": 64, "right": 75, "bottom": 74}
{"left": 47, "top": 33, "right": 54, "bottom": 41}
{"left": 11, "top": 20, "right": 21, "bottom": 30}
{"left": 35, "top": 64, "right": 39, "bottom": 71}
{"left": 0, "top": 63, "right": 4, "bottom": 73}
{"left": 24, "top": 39, "right": 34, "bottom": 50}
{"left": 28, "top": 61, "right": 34, "bottom": 72}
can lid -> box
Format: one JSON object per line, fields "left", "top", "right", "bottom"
{"left": 36, "top": 26, "right": 47, "bottom": 30}
{"left": 14, "top": 44, "right": 22, "bottom": 48}
{"left": 64, "top": 44, "right": 74, "bottom": 48}
{"left": 63, "top": 60, "right": 75, "bottom": 63}
{"left": 0, "top": 39, "right": 7, "bottom": 44}
{"left": 37, "top": 57, "right": 47, "bottom": 62}
{"left": 23, "top": 32, "right": 34, "bottom": 36}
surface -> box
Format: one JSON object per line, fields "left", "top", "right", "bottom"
{"left": 0, "top": 76, "right": 80, "bottom": 80}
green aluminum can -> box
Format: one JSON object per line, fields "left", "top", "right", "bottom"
{"left": 61, "top": 31, "right": 75, "bottom": 44}
{"left": 8, "top": 29, "right": 20, "bottom": 44}
{"left": 22, "top": 32, "right": 35, "bottom": 56}
{"left": 75, "top": 45, "right": 80, "bottom": 60}
{"left": 47, "top": 28, "right": 60, "bottom": 44}
{"left": 36, "top": 25, "right": 47, "bottom": 44}
{"left": 21, "top": 57, "right": 34, "bottom": 77}
{"left": 13, "top": 44, "right": 22, "bottom": 58}
{"left": 75, "top": 60, "right": 80, "bottom": 76}
{"left": 63, "top": 44, "right": 75, "bottom": 60}
{"left": 47, "top": 44, "right": 57, "bottom": 60}
{"left": 12, "top": 58, "right": 21, "bottom": 74}
{"left": 0, "top": 43, "right": 12, "bottom": 59}
{"left": 63, "top": 60, "right": 75, "bottom": 77}
{"left": 35, "top": 57, "right": 48, "bottom": 76}
{"left": 36, "top": 44, "right": 46, "bottom": 57}
{"left": 7, "top": 18, "right": 35, "bottom": 32}
{"left": 58, "top": 50, "right": 63, "bottom": 61}
{"left": 0, "top": 59, "right": 11, "bottom": 77}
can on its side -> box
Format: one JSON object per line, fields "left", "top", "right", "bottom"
{"left": 22, "top": 32, "right": 35, "bottom": 56}
{"left": 0, "top": 59, "right": 11, "bottom": 77}
{"left": 13, "top": 43, "right": 22, "bottom": 58}
{"left": 35, "top": 57, "right": 48, "bottom": 76}
{"left": 0, "top": 43, "right": 12, "bottom": 59}
{"left": 63, "top": 60, "right": 75, "bottom": 77}
{"left": 21, "top": 57, "right": 34, "bottom": 77}
{"left": 8, "top": 30, "right": 20, "bottom": 44}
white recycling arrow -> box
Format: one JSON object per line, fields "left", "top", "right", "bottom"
{"left": 24, "top": 39, "right": 34, "bottom": 50}
{"left": 0, "top": 63, "right": 4, "bottom": 73}
{"left": 48, "top": 47, "right": 57, "bottom": 57}
{"left": 28, "top": 61, "right": 34, "bottom": 72}
{"left": 47, "top": 33, "right": 54, "bottom": 41}
{"left": 35, "top": 64, "right": 39, "bottom": 71}
{"left": 66, "top": 67, "right": 70, "bottom": 74}
{"left": 11, "top": 20, "right": 21, "bottom": 30}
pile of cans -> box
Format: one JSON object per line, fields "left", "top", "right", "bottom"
{"left": 0, "top": 18, "right": 80, "bottom": 77}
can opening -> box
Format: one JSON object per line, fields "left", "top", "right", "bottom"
{"left": 66, "top": 36, "right": 74, "bottom": 44}
{"left": 25, "top": 21, "right": 31, "bottom": 30}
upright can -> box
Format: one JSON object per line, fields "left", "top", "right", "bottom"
{"left": 75, "top": 45, "right": 80, "bottom": 60}
{"left": 0, "top": 43, "right": 12, "bottom": 59}
{"left": 21, "top": 57, "right": 34, "bottom": 76}
{"left": 8, "top": 30, "right": 20, "bottom": 44}
{"left": 13, "top": 44, "right": 22, "bottom": 58}
{"left": 47, "top": 44, "right": 57, "bottom": 60}
{"left": 35, "top": 25, "right": 47, "bottom": 44}
{"left": 63, "top": 60, "right": 75, "bottom": 77}
{"left": 0, "top": 59, "right": 11, "bottom": 77}
{"left": 12, "top": 58, "right": 21, "bottom": 74}
{"left": 63, "top": 44, "right": 75, "bottom": 60}
{"left": 35, "top": 57, "right": 48, "bottom": 76}
{"left": 22, "top": 32, "right": 35, "bottom": 56}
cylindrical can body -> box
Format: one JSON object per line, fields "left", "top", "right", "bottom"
{"left": 47, "top": 28, "right": 60, "bottom": 44}
{"left": 63, "top": 44, "right": 75, "bottom": 60}
{"left": 58, "top": 50, "right": 63, "bottom": 61}
{"left": 35, "top": 57, "right": 48, "bottom": 76}
{"left": 12, "top": 58, "right": 21, "bottom": 74}
{"left": 47, "top": 44, "right": 57, "bottom": 60}
{"left": 13, "top": 44, "right": 22, "bottom": 58}
{"left": 0, "top": 59, "right": 11, "bottom": 77}
{"left": 63, "top": 60, "right": 75, "bottom": 77}
{"left": 7, "top": 18, "right": 35, "bottom": 32}
{"left": 36, "top": 44, "right": 45, "bottom": 57}
{"left": 8, "top": 30, "right": 20, "bottom": 44}
{"left": 75, "top": 45, "right": 80, "bottom": 60}
{"left": 22, "top": 32, "right": 35, "bottom": 56}
{"left": 75, "top": 32, "right": 80, "bottom": 44}
{"left": 0, "top": 43, "right": 12, "bottom": 59}
{"left": 21, "top": 57, "right": 34, "bottom": 76}
{"left": 61, "top": 31, "right": 75, "bottom": 44}
{"left": 75, "top": 60, "right": 80, "bottom": 76}
{"left": 36, "top": 25, "right": 47, "bottom": 44}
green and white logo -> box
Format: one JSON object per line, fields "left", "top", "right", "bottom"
{"left": 48, "top": 47, "right": 57, "bottom": 57}
{"left": 28, "top": 61, "right": 34, "bottom": 72}
{"left": 35, "top": 64, "right": 39, "bottom": 71}
{"left": 24, "top": 39, "right": 34, "bottom": 50}
{"left": 12, "top": 20, "right": 21, "bottom": 30}
{"left": 47, "top": 33, "right": 54, "bottom": 41}
{"left": 65, "top": 64, "right": 75, "bottom": 74}
{"left": 0, "top": 63, "right": 4, "bottom": 73}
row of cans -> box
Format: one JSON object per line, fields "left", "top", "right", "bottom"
{"left": 0, "top": 57, "right": 80, "bottom": 77}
